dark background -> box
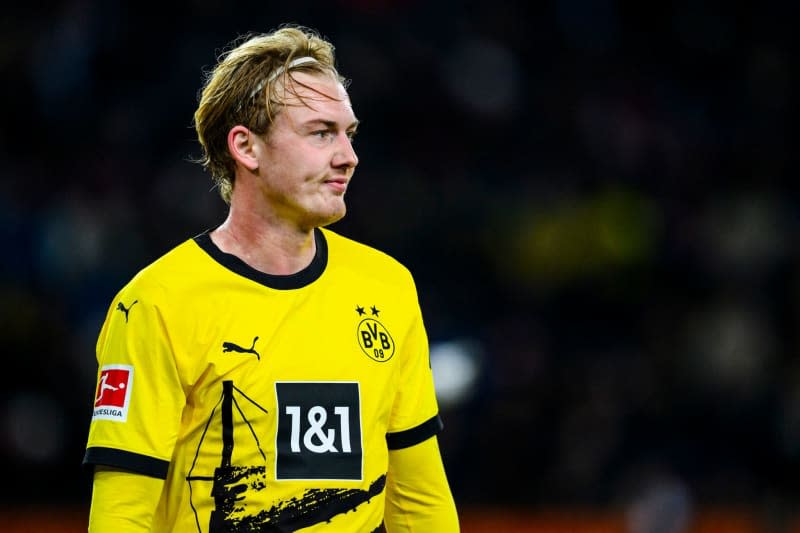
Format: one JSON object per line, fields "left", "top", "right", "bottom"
{"left": 1, "top": 0, "right": 796, "bottom": 524}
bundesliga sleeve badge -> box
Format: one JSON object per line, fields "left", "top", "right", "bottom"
{"left": 93, "top": 364, "right": 134, "bottom": 422}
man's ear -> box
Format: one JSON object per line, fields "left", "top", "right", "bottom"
{"left": 227, "top": 125, "right": 259, "bottom": 171}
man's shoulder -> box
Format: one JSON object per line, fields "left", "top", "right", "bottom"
{"left": 122, "top": 236, "right": 208, "bottom": 296}
{"left": 322, "top": 228, "right": 412, "bottom": 279}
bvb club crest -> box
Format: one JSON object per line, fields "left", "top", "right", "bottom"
{"left": 355, "top": 305, "right": 395, "bottom": 362}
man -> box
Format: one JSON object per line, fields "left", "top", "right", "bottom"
{"left": 84, "top": 25, "right": 459, "bottom": 532}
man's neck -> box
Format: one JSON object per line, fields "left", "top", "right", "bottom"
{"left": 210, "top": 207, "right": 317, "bottom": 276}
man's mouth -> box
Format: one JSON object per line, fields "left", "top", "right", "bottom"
{"left": 324, "top": 177, "right": 348, "bottom": 193}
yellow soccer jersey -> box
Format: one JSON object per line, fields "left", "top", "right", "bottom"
{"left": 84, "top": 228, "right": 442, "bottom": 532}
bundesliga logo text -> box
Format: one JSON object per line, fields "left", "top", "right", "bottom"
{"left": 93, "top": 364, "right": 134, "bottom": 422}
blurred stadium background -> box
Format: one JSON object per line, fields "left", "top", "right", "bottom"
{"left": 1, "top": 1, "right": 796, "bottom": 531}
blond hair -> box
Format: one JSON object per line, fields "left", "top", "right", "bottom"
{"left": 194, "top": 25, "right": 345, "bottom": 203}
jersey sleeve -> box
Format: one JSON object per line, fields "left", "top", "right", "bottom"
{"left": 89, "top": 468, "right": 165, "bottom": 532}
{"left": 385, "top": 279, "right": 443, "bottom": 450}
{"left": 384, "top": 436, "right": 459, "bottom": 532}
{"left": 84, "top": 279, "right": 186, "bottom": 478}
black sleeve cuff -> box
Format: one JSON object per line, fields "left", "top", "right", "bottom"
{"left": 84, "top": 446, "right": 170, "bottom": 479}
{"left": 386, "top": 414, "right": 443, "bottom": 450}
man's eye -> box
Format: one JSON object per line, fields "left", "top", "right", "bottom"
{"left": 313, "top": 130, "right": 333, "bottom": 139}
{"left": 347, "top": 130, "right": 358, "bottom": 141}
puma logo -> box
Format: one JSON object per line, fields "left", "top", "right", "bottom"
{"left": 116, "top": 300, "right": 139, "bottom": 322}
{"left": 222, "top": 336, "right": 260, "bottom": 360}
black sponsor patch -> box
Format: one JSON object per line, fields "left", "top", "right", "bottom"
{"left": 275, "top": 382, "right": 362, "bottom": 480}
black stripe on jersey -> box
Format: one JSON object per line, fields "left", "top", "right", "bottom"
{"left": 83, "top": 446, "right": 170, "bottom": 479}
{"left": 221, "top": 380, "right": 234, "bottom": 468}
{"left": 385, "top": 414, "right": 443, "bottom": 450}
{"left": 193, "top": 227, "right": 327, "bottom": 290}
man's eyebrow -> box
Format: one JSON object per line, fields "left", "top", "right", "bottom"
{"left": 304, "top": 119, "right": 360, "bottom": 130}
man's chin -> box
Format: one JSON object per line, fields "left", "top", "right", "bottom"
{"left": 314, "top": 205, "right": 346, "bottom": 228}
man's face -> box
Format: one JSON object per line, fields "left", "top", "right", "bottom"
{"left": 251, "top": 72, "right": 359, "bottom": 232}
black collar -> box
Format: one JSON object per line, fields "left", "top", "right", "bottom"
{"left": 193, "top": 228, "right": 327, "bottom": 290}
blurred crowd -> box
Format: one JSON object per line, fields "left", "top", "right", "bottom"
{"left": 1, "top": 0, "right": 796, "bottom": 524}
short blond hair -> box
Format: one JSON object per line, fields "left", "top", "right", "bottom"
{"left": 194, "top": 25, "right": 345, "bottom": 203}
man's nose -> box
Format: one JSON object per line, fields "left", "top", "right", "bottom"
{"left": 333, "top": 134, "right": 358, "bottom": 170}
